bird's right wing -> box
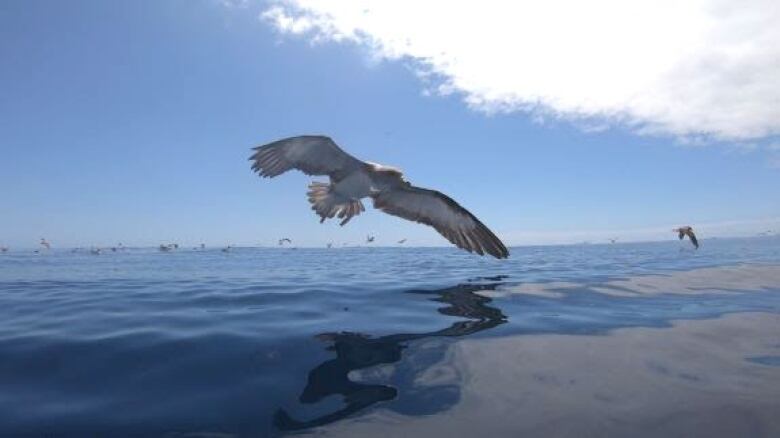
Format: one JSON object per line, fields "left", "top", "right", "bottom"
{"left": 686, "top": 229, "right": 699, "bottom": 248}
{"left": 250, "top": 136, "right": 364, "bottom": 179}
{"left": 372, "top": 185, "right": 509, "bottom": 259}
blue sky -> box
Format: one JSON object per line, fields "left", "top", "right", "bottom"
{"left": 1, "top": 0, "right": 779, "bottom": 248}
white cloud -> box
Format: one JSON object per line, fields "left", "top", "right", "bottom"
{"left": 261, "top": 0, "right": 780, "bottom": 141}
{"left": 219, "top": 0, "right": 250, "bottom": 9}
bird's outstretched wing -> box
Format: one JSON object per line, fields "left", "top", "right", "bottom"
{"left": 250, "top": 136, "right": 364, "bottom": 179}
{"left": 686, "top": 229, "right": 699, "bottom": 248}
{"left": 372, "top": 186, "right": 509, "bottom": 259}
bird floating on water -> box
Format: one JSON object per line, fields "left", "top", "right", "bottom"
{"left": 673, "top": 226, "right": 699, "bottom": 249}
{"left": 250, "top": 135, "right": 508, "bottom": 259}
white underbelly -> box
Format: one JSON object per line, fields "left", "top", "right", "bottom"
{"left": 333, "top": 172, "right": 373, "bottom": 200}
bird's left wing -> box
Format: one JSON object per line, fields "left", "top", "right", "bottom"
{"left": 686, "top": 229, "right": 699, "bottom": 248}
{"left": 372, "top": 186, "right": 509, "bottom": 259}
{"left": 250, "top": 135, "right": 364, "bottom": 179}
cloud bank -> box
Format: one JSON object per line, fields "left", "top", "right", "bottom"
{"left": 262, "top": 0, "right": 780, "bottom": 141}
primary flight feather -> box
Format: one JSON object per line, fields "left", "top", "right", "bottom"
{"left": 249, "top": 135, "right": 509, "bottom": 259}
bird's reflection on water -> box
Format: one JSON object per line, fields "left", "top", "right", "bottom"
{"left": 274, "top": 280, "right": 508, "bottom": 431}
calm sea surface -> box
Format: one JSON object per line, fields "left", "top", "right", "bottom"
{"left": 1, "top": 237, "right": 779, "bottom": 437}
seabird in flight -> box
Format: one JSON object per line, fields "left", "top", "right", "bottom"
{"left": 673, "top": 226, "right": 699, "bottom": 249}
{"left": 398, "top": 238, "right": 407, "bottom": 244}
{"left": 40, "top": 238, "right": 51, "bottom": 250}
{"left": 250, "top": 136, "right": 508, "bottom": 259}
{"left": 278, "top": 238, "right": 292, "bottom": 246}
{"left": 366, "top": 235, "right": 375, "bottom": 243}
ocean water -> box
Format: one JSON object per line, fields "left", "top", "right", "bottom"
{"left": 1, "top": 237, "right": 779, "bottom": 437}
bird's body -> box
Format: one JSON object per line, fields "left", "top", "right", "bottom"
{"left": 250, "top": 135, "right": 508, "bottom": 259}
{"left": 673, "top": 226, "right": 699, "bottom": 249}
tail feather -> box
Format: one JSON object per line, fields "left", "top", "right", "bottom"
{"left": 307, "top": 182, "right": 364, "bottom": 226}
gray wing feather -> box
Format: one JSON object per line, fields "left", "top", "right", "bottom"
{"left": 372, "top": 186, "right": 509, "bottom": 259}
{"left": 249, "top": 135, "right": 364, "bottom": 179}
{"left": 686, "top": 229, "right": 699, "bottom": 248}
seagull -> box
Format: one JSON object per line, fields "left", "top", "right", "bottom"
{"left": 278, "top": 238, "right": 292, "bottom": 246}
{"left": 250, "top": 136, "right": 509, "bottom": 259}
{"left": 40, "top": 238, "right": 51, "bottom": 250}
{"left": 673, "top": 226, "right": 699, "bottom": 249}
{"left": 398, "top": 238, "right": 407, "bottom": 244}
{"left": 366, "top": 235, "right": 375, "bottom": 243}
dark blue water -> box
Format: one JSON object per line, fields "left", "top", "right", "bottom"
{"left": 1, "top": 237, "right": 779, "bottom": 437}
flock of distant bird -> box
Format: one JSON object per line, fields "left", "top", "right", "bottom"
{"left": 3, "top": 226, "right": 774, "bottom": 255}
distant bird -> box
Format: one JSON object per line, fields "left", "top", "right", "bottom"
{"left": 159, "top": 244, "right": 174, "bottom": 252}
{"left": 250, "top": 136, "right": 508, "bottom": 259}
{"left": 40, "top": 238, "right": 50, "bottom": 250}
{"left": 398, "top": 238, "right": 407, "bottom": 244}
{"left": 366, "top": 235, "right": 375, "bottom": 243}
{"left": 278, "top": 238, "right": 292, "bottom": 246}
{"left": 221, "top": 245, "right": 232, "bottom": 253}
{"left": 326, "top": 242, "right": 333, "bottom": 248}
{"left": 609, "top": 238, "right": 618, "bottom": 244}
{"left": 673, "top": 226, "right": 699, "bottom": 249}
{"left": 0, "top": 246, "right": 8, "bottom": 253}
{"left": 200, "top": 243, "right": 206, "bottom": 249}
